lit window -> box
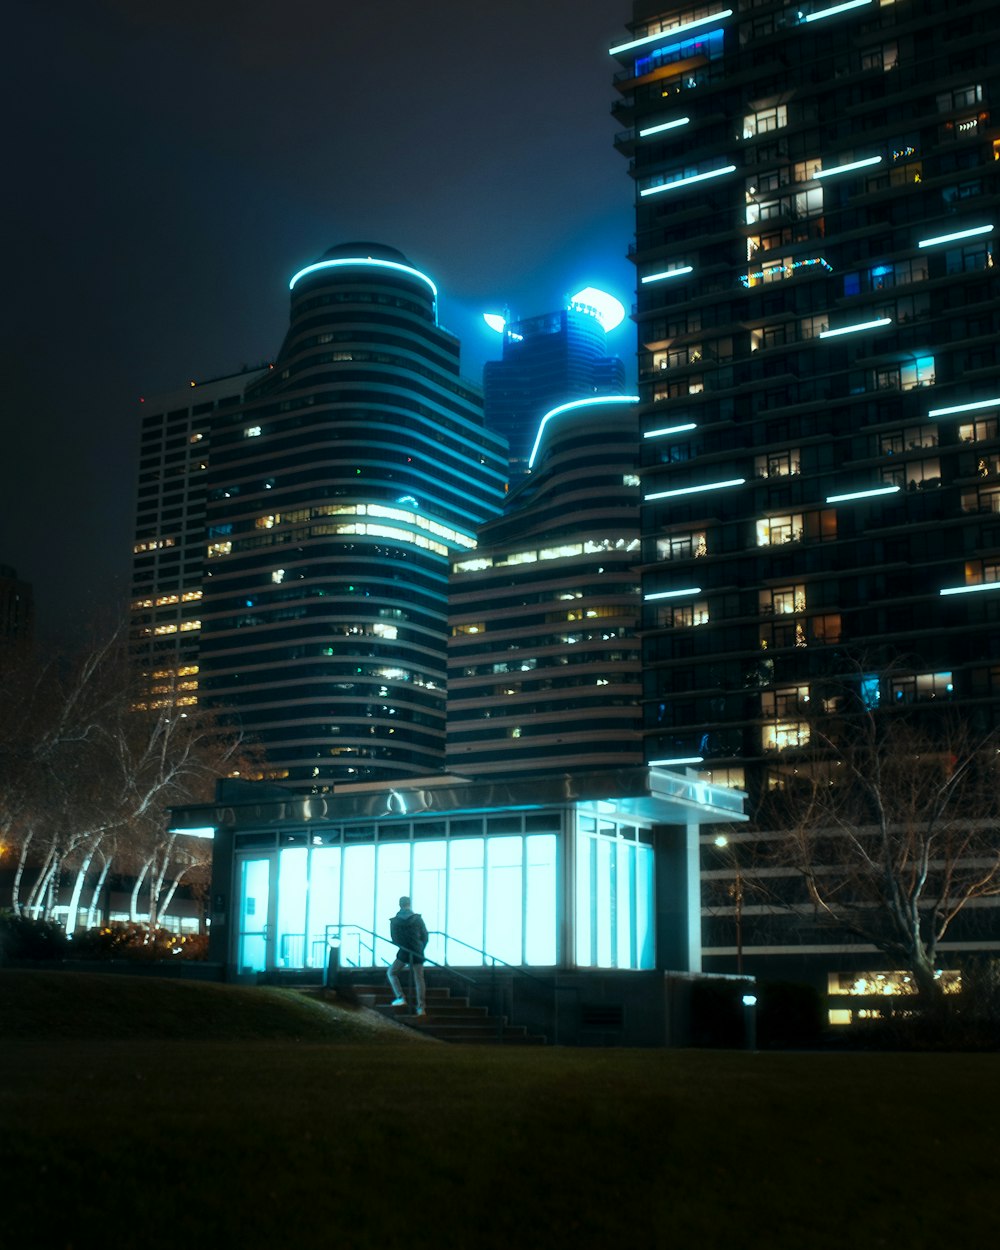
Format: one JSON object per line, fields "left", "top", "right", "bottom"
{"left": 756, "top": 515, "right": 804, "bottom": 546}
{"left": 243, "top": 426, "right": 262, "bottom": 438}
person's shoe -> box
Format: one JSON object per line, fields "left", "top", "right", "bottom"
{"left": 415, "top": 1009, "right": 426, "bottom": 1017}
{"left": 390, "top": 997, "right": 406, "bottom": 1007}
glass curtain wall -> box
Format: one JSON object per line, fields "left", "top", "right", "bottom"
{"left": 235, "top": 807, "right": 656, "bottom": 973}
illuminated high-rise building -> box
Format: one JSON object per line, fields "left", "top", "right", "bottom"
{"left": 483, "top": 295, "right": 627, "bottom": 485}
{"left": 447, "top": 395, "right": 643, "bottom": 777}
{"left": 130, "top": 371, "right": 265, "bottom": 706}
{"left": 613, "top": 1, "right": 1000, "bottom": 987}
{"left": 197, "top": 244, "right": 508, "bottom": 788}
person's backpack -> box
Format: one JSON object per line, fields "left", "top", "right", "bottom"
{"left": 390, "top": 912, "right": 425, "bottom": 955}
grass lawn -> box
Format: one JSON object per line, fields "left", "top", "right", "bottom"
{"left": 1, "top": 969, "right": 996, "bottom": 1249}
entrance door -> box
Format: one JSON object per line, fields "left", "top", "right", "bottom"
{"left": 237, "top": 855, "right": 274, "bottom": 973}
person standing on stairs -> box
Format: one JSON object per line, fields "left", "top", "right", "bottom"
{"left": 387, "top": 896, "right": 429, "bottom": 1016}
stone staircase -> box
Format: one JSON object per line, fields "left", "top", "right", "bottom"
{"left": 350, "top": 981, "right": 546, "bottom": 1045}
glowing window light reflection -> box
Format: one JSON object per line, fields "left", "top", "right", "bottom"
{"left": 825, "top": 486, "right": 900, "bottom": 503}
{"left": 804, "top": 0, "right": 872, "bottom": 22}
{"left": 639, "top": 116, "right": 690, "bottom": 137}
{"left": 608, "top": 10, "right": 733, "bottom": 55}
{"left": 641, "top": 266, "right": 693, "bottom": 285}
{"left": 918, "top": 224, "right": 993, "bottom": 248}
{"left": 928, "top": 397, "right": 1000, "bottom": 418}
{"left": 818, "top": 318, "right": 892, "bottom": 339}
{"left": 640, "top": 165, "right": 736, "bottom": 197}
{"left": 940, "top": 582, "right": 1000, "bottom": 597}
{"left": 644, "top": 587, "right": 702, "bottom": 600}
{"left": 645, "top": 478, "right": 745, "bottom": 501}
{"left": 644, "top": 422, "right": 697, "bottom": 439}
{"left": 529, "top": 395, "right": 639, "bottom": 468}
{"left": 288, "top": 257, "right": 439, "bottom": 306}
{"left": 815, "top": 156, "right": 882, "bottom": 179}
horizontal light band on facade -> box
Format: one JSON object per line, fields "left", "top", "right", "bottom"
{"left": 288, "top": 257, "right": 439, "bottom": 303}
{"left": 804, "top": 0, "right": 872, "bottom": 22}
{"left": 528, "top": 395, "right": 639, "bottom": 468}
{"left": 640, "top": 165, "right": 736, "bottom": 197}
{"left": 825, "top": 485, "right": 900, "bottom": 503}
{"left": 818, "top": 317, "right": 892, "bottom": 339}
{"left": 643, "top": 423, "right": 698, "bottom": 439}
{"left": 940, "top": 582, "right": 1000, "bottom": 597}
{"left": 641, "top": 266, "right": 693, "bottom": 285}
{"left": 608, "top": 10, "right": 733, "bottom": 55}
{"left": 927, "top": 397, "right": 1000, "bottom": 418}
{"left": 815, "top": 156, "right": 882, "bottom": 179}
{"left": 645, "top": 478, "right": 745, "bottom": 501}
{"left": 649, "top": 756, "right": 704, "bottom": 767}
{"left": 644, "top": 587, "right": 702, "bottom": 601}
{"left": 918, "top": 224, "right": 993, "bottom": 249}
{"left": 638, "top": 117, "right": 690, "bottom": 137}
{"left": 168, "top": 826, "right": 216, "bottom": 840}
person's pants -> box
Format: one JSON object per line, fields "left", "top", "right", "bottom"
{"left": 387, "top": 958, "right": 425, "bottom": 1011}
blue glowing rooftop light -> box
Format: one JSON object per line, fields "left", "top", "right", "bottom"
{"left": 825, "top": 485, "right": 900, "bottom": 503}
{"left": 918, "top": 224, "right": 994, "bottom": 248}
{"left": 940, "top": 581, "right": 1000, "bottom": 597}
{"left": 640, "top": 165, "right": 736, "bottom": 197}
{"left": 483, "top": 313, "right": 507, "bottom": 334}
{"left": 815, "top": 155, "right": 882, "bottom": 179}
{"left": 608, "top": 10, "right": 733, "bottom": 56}
{"left": 641, "top": 266, "right": 693, "bottom": 285}
{"left": 289, "top": 256, "right": 439, "bottom": 306}
{"left": 818, "top": 317, "right": 892, "bottom": 339}
{"left": 639, "top": 116, "right": 690, "bottom": 138}
{"left": 645, "top": 478, "right": 745, "bottom": 501}
{"left": 528, "top": 395, "right": 639, "bottom": 469}
{"left": 644, "top": 587, "right": 702, "bottom": 601}
{"left": 568, "top": 287, "right": 627, "bottom": 332}
{"left": 928, "top": 397, "right": 1000, "bottom": 418}
{"left": 804, "top": 0, "right": 872, "bottom": 22}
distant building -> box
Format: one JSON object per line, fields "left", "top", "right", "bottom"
{"left": 447, "top": 396, "right": 644, "bottom": 777}
{"left": 484, "top": 301, "right": 626, "bottom": 486}
{"left": 130, "top": 371, "right": 265, "bottom": 707}
{"left": 195, "top": 244, "right": 508, "bottom": 788}
{"left": 0, "top": 565, "right": 33, "bottom": 648}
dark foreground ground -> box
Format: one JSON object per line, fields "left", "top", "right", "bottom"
{"left": 1, "top": 969, "right": 996, "bottom": 1249}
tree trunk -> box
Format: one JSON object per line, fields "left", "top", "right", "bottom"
{"left": 130, "top": 861, "right": 151, "bottom": 924}
{"left": 64, "top": 837, "right": 102, "bottom": 935}
{"left": 86, "top": 854, "right": 111, "bottom": 930}
{"left": 10, "top": 829, "right": 35, "bottom": 914}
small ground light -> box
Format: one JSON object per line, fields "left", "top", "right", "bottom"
{"left": 742, "top": 993, "right": 758, "bottom": 1051}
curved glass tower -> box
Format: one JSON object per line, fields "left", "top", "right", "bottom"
{"left": 199, "top": 243, "right": 508, "bottom": 789}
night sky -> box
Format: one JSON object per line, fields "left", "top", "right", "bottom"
{"left": 3, "top": 0, "right": 635, "bottom": 644}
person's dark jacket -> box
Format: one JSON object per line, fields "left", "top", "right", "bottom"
{"left": 390, "top": 908, "right": 428, "bottom": 964}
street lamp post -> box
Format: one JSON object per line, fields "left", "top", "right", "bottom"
{"left": 714, "top": 834, "right": 743, "bottom": 975}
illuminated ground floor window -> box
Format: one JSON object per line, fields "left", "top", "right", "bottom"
{"left": 234, "top": 809, "right": 657, "bottom": 974}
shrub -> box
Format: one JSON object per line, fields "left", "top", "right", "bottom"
{"left": 0, "top": 911, "right": 69, "bottom": 961}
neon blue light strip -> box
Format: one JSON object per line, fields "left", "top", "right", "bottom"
{"left": 641, "top": 266, "right": 693, "bottom": 285}
{"left": 819, "top": 317, "right": 892, "bottom": 339}
{"left": 940, "top": 582, "right": 1000, "bottom": 597}
{"left": 639, "top": 117, "right": 690, "bottom": 137}
{"left": 804, "top": 0, "right": 872, "bottom": 22}
{"left": 815, "top": 156, "right": 882, "bottom": 179}
{"left": 644, "top": 423, "right": 697, "bottom": 439}
{"left": 918, "top": 224, "right": 994, "bottom": 248}
{"left": 644, "top": 587, "right": 702, "bottom": 601}
{"left": 645, "top": 478, "right": 745, "bottom": 501}
{"left": 289, "top": 257, "right": 439, "bottom": 302}
{"left": 609, "top": 10, "right": 733, "bottom": 55}
{"left": 528, "top": 395, "right": 639, "bottom": 469}
{"left": 649, "top": 756, "right": 704, "bottom": 766}
{"left": 928, "top": 397, "right": 1000, "bottom": 418}
{"left": 825, "top": 485, "right": 900, "bottom": 503}
{"left": 640, "top": 165, "right": 736, "bottom": 197}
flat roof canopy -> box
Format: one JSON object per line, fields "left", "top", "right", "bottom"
{"left": 169, "top": 767, "right": 746, "bottom": 837}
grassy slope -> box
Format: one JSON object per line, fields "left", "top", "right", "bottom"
{"left": 1, "top": 969, "right": 997, "bottom": 1250}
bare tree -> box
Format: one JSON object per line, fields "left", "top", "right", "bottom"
{"left": 762, "top": 710, "right": 1000, "bottom": 1004}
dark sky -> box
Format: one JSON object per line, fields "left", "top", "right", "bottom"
{"left": 3, "top": 0, "right": 635, "bottom": 643}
